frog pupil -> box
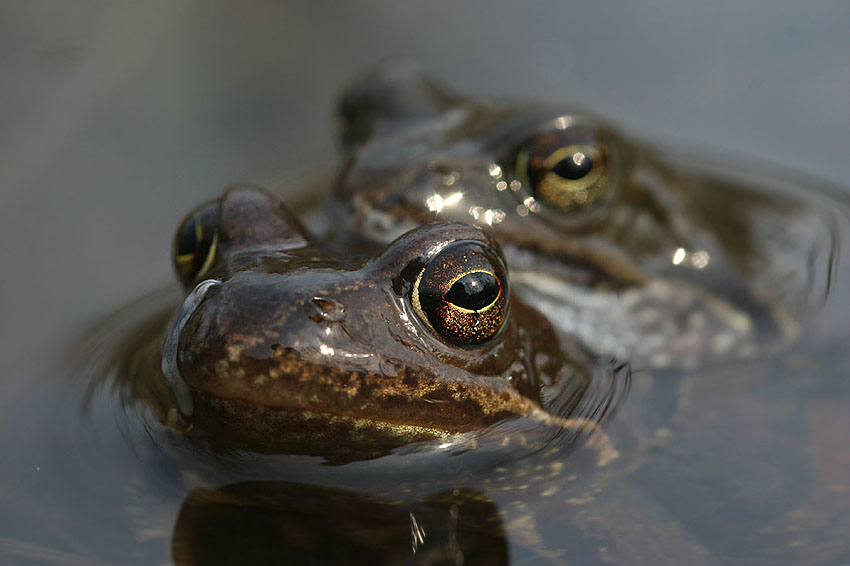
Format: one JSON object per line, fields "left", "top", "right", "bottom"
{"left": 552, "top": 151, "right": 593, "bottom": 180}
{"left": 176, "top": 216, "right": 202, "bottom": 256}
{"left": 445, "top": 272, "right": 499, "bottom": 311}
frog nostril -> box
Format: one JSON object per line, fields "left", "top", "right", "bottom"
{"left": 310, "top": 297, "right": 346, "bottom": 322}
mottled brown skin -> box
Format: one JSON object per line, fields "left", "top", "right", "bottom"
{"left": 330, "top": 65, "right": 826, "bottom": 366}
{"left": 169, "top": 186, "right": 590, "bottom": 456}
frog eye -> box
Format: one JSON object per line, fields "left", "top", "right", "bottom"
{"left": 173, "top": 201, "right": 220, "bottom": 288}
{"left": 516, "top": 124, "right": 614, "bottom": 213}
{"left": 412, "top": 240, "right": 509, "bottom": 346}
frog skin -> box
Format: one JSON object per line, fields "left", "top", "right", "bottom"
{"left": 161, "top": 184, "right": 607, "bottom": 459}
{"left": 330, "top": 64, "right": 828, "bottom": 368}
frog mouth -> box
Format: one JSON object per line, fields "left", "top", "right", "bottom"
{"left": 189, "top": 342, "right": 543, "bottom": 439}
{"left": 192, "top": 391, "right": 461, "bottom": 459}
{"left": 162, "top": 278, "right": 223, "bottom": 418}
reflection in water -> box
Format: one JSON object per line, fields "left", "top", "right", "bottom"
{"left": 172, "top": 483, "right": 508, "bottom": 566}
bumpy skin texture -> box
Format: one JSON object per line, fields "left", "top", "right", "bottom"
{"left": 169, "top": 186, "right": 591, "bottom": 456}
{"left": 330, "top": 64, "right": 824, "bottom": 367}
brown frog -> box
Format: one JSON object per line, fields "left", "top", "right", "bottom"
{"left": 161, "top": 184, "right": 614, "bottom": 460}
{"left": 62, "top": 71, "right": 848, "bottom": 565}
{"left": 330, "top": 64, "right": 832, "bottom": 368}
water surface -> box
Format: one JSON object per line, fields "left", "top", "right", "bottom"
{"left": 2, "top": 3, "right": 849, "bottom": 565}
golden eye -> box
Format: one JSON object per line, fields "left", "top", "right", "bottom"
{"left": 412, "top": 240, "right": 509, "bottom": 346}
{"left": 517, "top": 126, "right": 613, "bottom": 213}
{"left": 173, "top": 200, "right": 220, "bottom": 288}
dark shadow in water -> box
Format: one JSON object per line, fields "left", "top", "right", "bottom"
{"left": 172, "top": 482, "right": 507, "bottom": 566}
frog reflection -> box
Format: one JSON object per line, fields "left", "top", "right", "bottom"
{"left": 161, "top": 185, "right": 611, "bottom": 459}
{"left": 332, "top": 64, "right": 831, "bottom": 368}
{"left": 172, "top": 482, "right": 508, "bottom": 566}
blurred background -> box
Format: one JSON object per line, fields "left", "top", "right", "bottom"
{"left": 1, "top": 1, "right": 848, "bottom": 390}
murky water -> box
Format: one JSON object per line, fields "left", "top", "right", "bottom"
{"left": 2, "top": 3, "right": 850, "bottom": 565}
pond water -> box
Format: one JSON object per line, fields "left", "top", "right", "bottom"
{"left": 2, "top": 3, "right": 849, "bottom": 565}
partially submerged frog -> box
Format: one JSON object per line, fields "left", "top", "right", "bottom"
{"left": 65, "top": 183, "right": 625, "bottom": 564}
{"left": 331, "top": 65, "right": 832, "bottom": 368}
{"left": 55, "top": 69, "right": 848, "bottom": 566}
{"left": 159, "top": 184, "right": 615, "bottom": 460}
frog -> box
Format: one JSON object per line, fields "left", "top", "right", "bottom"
{"left": 53, "top": 69, "right": 846, "bottom": 565}
{"left": 329, "top": 64, "right": 835, "bottom": 369}
{"left": 83, "top": 183, "right": 633, "bottom": 564}
{"left": 156, "top": 183, "right": 622, "bottom": 463}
